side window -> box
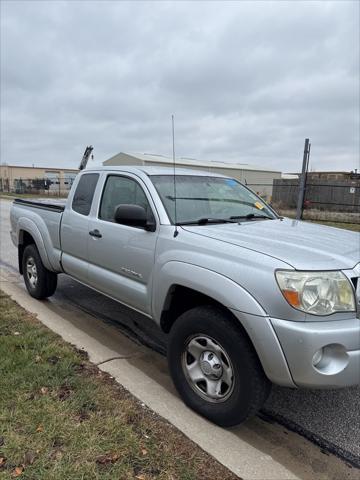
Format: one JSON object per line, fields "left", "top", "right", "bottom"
{"left": 99, "top": 175, "right": 154, "bottom": 224}
{"left": 72, "top": 173, "right": 99, "bottom": 216}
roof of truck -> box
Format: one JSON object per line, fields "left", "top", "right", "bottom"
{"left": 85, "top": 165, "right": 228, "bottom": 177}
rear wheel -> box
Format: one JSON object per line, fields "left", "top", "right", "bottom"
{"left": 22, "top": 244, "right": 57, "bottom": 299}
{"left": 167, "top": 305, "right": 271, "bottom": 426}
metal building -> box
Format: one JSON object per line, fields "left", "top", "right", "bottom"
{"left": 103, "top": 152, "right": 281, "bottom": 199}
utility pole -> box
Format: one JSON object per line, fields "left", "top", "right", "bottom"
{"left": 296, "top": 138, "right": 311, "bottom": 220}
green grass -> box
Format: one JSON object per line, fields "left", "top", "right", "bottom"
{"left": 307, "top": 220, "right": 360, "bottom": 232}
{"left": 0, "top": 292, "right": 236, "bottom": 480}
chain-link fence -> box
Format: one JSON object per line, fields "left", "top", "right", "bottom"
{"left": 0, "top": 177, "right": 73, "bottom": 197}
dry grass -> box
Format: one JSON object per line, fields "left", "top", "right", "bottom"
{"left": 306, "top": 220, "right": 360, "bottom": 232}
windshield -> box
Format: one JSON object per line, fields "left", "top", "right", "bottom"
{"left": 150, "top": 175, "right": 277, "bottom": 224}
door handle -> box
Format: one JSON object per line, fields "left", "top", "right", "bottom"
{"left": 89, "top": 229, "right": 102, "bottom": 238}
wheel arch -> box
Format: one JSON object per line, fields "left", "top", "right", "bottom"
{"left": 160, "top": 285, "right": 256, "bottom": 345}
{"left": 17, "top": 219, "right": 53, "bottom": 273}
{"left": 160, "top": 284, "right": 229, "bottom": 333}
{"left": 154, "top": 261, "right": 265, "bottom": 331}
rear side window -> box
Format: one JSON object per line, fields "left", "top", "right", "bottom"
{"left": 72, "top": 173, "right": 99, "bottom": 216}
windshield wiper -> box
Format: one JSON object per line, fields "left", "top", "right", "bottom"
{"left": 176, "top": 217, "right": 237, "bottom": 226}
{"left": 165, "top": 195, "right": 255, "bottom": 207}
{"left": 230, "top": 213, "right": 273, "bottom": 221}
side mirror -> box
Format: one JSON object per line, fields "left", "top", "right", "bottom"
{"left": 114, "top": 204, "right": 156, "bottom": 231}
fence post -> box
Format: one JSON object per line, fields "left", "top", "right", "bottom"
{"left": 296, "top": 138, "right": 310, "bottom": 220}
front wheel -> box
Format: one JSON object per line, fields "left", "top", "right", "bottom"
{"left": 22, "top": 244, "right": 57, "bottom": 299}
{"left": 167, "top": 306, "right": 271, "bottom": 427}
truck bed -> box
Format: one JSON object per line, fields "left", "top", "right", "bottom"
{"left": 11, "top": 198, "right": 66, "bottom": 272}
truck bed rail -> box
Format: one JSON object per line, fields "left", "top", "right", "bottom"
{"left": 13, "top": 198, "right": 66, "bottom": 213}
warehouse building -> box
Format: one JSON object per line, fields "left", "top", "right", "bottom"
{"left": 103, "top": 152, "right": 281, "bottom": 199}
{"left": 0, "top": 164, "right": 79, "bottom": 195}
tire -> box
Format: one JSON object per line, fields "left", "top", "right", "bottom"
{"left": 167, "top": 305, "right": 271, "bottom": 427}
{"left": 22, "top": 244, "right": 57, "bottom": 299}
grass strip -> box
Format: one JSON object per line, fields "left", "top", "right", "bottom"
{"left": 0, "top": 291, "right": 237, "bottom": 480}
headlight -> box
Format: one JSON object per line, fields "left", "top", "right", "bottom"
{"left": 275, "top": 270, "right": 356, "bottom": 315}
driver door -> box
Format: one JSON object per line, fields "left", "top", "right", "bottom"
{"left": 87, "top": 173, "right": 158, "bottom": 316}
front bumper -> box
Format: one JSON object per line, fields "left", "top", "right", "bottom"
{"left": 271, "top": 317, "right": 360, "bottom": 388}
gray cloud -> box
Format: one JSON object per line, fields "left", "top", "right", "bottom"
{"left": 1, "top": 0, "right": 359, "bottom": 172}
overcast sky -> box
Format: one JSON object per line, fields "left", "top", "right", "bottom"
{"left": 1, "top": 0, "right": 359, "bottom": 172}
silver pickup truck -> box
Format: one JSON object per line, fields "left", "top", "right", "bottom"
{"left": 10, "top": 166, "right": 360, "bottom": 426}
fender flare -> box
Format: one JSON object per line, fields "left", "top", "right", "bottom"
{"left": 17, "top": 217, "right": 55, "bottom": 272}
{"left": 153, "top": 261, "right": 266, "bottom": 323}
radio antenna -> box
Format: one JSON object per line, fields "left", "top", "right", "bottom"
{"left": 172, "top": 115, "right": 179, "bottom": 237}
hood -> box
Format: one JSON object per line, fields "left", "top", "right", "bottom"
{"left": 182, "top": 218, "right": 360, "bottom": 270}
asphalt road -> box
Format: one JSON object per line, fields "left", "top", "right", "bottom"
{"left": 1, "top": 198, "right": 359, "bottom": 467}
